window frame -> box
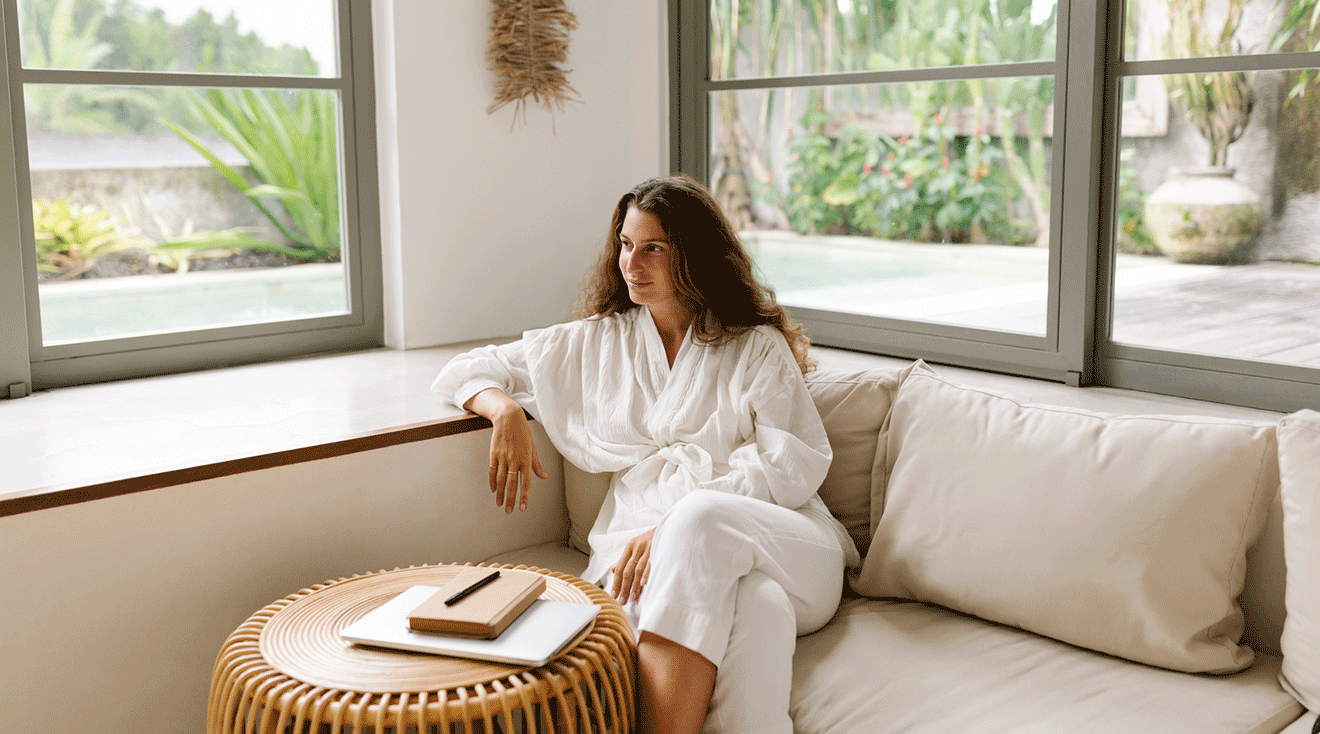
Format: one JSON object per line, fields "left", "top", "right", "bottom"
{"left": 673, "top": 0, "right": 1320, "bottom": 412}
{"left": 0, "top": 0, "right": 382, "bottom": 392}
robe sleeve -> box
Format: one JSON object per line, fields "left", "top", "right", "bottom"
{"left": 430, "top": 340, "right": 536, "bottom": 415}
{"left": 699, "top": 330, "right": 832, "bottom": 510}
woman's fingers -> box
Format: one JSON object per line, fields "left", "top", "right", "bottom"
{"left": 629, "top": 546, "right": 650, "bottom": 602}
{"left": 612, "top": 552, "right": 636, "bottom": 600}
{"left": 487, "top": 413, "right": 544, "bottom": 513}
{"left": 610, "top": 535, "right": 653, "bottom": 602}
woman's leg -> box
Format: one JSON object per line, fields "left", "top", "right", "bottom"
{"left": 700, "top": 571, "right": 796, "bottom": 734}
{"left": 633, "top": 490, "right": 845, "bottom": 734}
{"left": 637, "top": 631, "right": 716, "bottom": 734}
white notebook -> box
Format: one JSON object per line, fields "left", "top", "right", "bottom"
{"left": 340, "top": 585, "right": 600, "bottom": 666}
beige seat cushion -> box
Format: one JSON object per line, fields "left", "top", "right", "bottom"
{"left": 484, "top": 540, "right": 590, "bottom": 579}
{"left": 853, "top": 371, "right": 1279, "bottom": 674}
{"left": 791, "top": 599, "right": 1303, "bottom": 734}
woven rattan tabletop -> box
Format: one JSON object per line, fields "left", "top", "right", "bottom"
{"left": 207, "top": 563, "right": 636, "bottom": 734}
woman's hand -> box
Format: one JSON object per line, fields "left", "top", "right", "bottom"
{"left": 611, "top": 528, "right": 655, "bottom": 603}
{"left": 466, "top": 388, "right": 548, "bottom": 513}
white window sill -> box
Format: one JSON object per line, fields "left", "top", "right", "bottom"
{"left": 0, "top": 340, "right": 1278, "bottom": 517}
{"left": 0, "top": 341, "right": 509, "bottom": 515}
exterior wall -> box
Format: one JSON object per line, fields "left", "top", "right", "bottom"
{"left": 30, "top": 164, "right": 288, "bottom": 246}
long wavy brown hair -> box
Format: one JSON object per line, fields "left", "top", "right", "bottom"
{"left": 578, "top": 174, "right": 814, "bottom": 374}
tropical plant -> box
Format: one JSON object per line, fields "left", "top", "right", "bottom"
{"left": 33, "top": 198, "right": 147, "bottom": 280}
{"left": 20, "top": 0, "right": 157, "bottom": 134}
{"left": 147, "top": 213, "right": 269, "bottom": 274}
{"left": 1115, "top": 147, "right": 1158, "bottom": 255}
{"left": 161, "top": 76, "right": 341, "bottom": 262}
{"left": 1163, "top": 0, "right": 1255, "bottom": 167}
{"left": 713, "top": 0, "right": 1057, "bottom": 247}
{"left": 782, "top": 112, "right": 1017, "bottom": 243}
{"left": 1270, "top": 0, "right": 1320, "bottom": 100}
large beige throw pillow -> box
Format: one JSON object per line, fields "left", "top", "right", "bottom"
{"left": 804, "top": 362, "right": 928, "bottom": 558}
{"left": 1278, "top": 409, "right": 1320, "bottom": 710}
{"left": 851, "top": 372, "right": 1278, "bottom": 674}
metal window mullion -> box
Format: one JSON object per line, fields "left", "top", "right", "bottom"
{"left": 1053, "top": 0, "right": 1114, "bottom": 384}
{"left": 15, "top": 67, "right": 343, "bottom": 90}
{"left": 706, "top": 60, "right": 1058, "bottom": 92}
{"left": 676, "top": 0, "right": 709, "bottom": 179}
{"left": 0, "top": 3, "right": 30, "bottom": 395}
{"left": 1123, "top": 50, "right": 1320, "bottom": 77}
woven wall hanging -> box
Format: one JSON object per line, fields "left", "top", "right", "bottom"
{"left": 487, "top": 0, "right": 580, "bottom": 127}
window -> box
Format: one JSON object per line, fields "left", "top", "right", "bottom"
{"left": 675, "top": 0, "right": 1320, "bottom": 412}
{"left": 0, "top": 0, "right": 380, "bottom": 392}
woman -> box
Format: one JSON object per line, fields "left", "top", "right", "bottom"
{"left": 432, "top": 174, "right": 857, "bottom": 734}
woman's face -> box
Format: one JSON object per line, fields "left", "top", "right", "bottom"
{"left": 618, "top": 206, "right": 679, "bottom": 310}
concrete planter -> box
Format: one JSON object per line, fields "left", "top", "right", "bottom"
{"left": 1144, "top": 166, "right": 1264, "bottom": 264}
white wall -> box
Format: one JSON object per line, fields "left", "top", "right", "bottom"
{"left": 376, "top": 0, "right": 669, "bottom": 349}
{"left": 0, "top": 427, "right": 566, "bottom": 734}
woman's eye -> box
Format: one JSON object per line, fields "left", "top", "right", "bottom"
{"left": 646, "top": 244, "right": 663, "bottom": 253}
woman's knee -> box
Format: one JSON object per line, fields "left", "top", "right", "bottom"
{"left": 661, "top": 490, "right": 747, "bottom": 535}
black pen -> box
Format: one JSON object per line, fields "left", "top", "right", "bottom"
{"left": 444, "top": 570, "right": 501, "bottom": 606}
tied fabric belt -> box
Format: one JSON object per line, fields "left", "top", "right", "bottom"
{"left": 617, "top": 442, "right": 715, "bottom": 520}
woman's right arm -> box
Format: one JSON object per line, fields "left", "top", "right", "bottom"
{"left": 432, "top": 341, "right": 546, "bottom": 513}
{"left": 465, "top": 387, "right": 548, "bottom": 513}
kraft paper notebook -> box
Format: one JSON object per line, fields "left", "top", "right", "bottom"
{"left": 340, "top": 585, "right": 600, "bottom": 666}
{"left": 407, "top": 567, "right": 546, "bottom": 638}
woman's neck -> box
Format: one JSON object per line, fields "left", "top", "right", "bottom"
{"left": 647, "top": 303, "right": 693, "bottom": 367}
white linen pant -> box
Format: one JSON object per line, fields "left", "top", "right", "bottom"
{"left": 611, "top": 489, "right": 847, "bottom": 734}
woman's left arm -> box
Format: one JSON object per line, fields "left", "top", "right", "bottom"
{"left": 700, "top": 339, "right": 832, "bottom": 510}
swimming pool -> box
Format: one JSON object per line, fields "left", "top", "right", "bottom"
{"left": 38, "top": 263, "right": 347, "bottom": 344}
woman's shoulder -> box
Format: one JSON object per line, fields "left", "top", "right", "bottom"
{"left": 714, "top": 324, "right": 799, "bottom": 373}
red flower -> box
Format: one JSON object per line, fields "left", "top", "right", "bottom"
{"left": 887, "top": 151, "right": 896, "bottom": 161}
{"left": 942, "top": 155, "right": 950, "bottom": 170}
{"left": 792, "top": 154, "right": 800, "bottom": 163}
{"left": 933, "top": 113, "right": 943, "bottom": 125}
{"left": 899, "top": 135, "right": 910, "bottom": 145}
{"left": 902, "top": 172, "right": 913, "bottom": 189}
{"left": 863, "top": 163, "right": 872, "bottom": 175}
{"left": 882, "top": 165, "right": 891, "bottom": 176}
{"left": 974, "top": 125, "right": 983, "bottom": 136}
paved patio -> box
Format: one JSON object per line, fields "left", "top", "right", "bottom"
{"left": 750, "top": 233, "right": 1320, "bottom": 368}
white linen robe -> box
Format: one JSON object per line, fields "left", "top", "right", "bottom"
{"left": 431, "top": 306, "right": 858, "bottom": 584}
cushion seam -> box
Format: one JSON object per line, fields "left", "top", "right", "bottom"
{"left": 920, "top": 373, "right": 1273, "bottom": 427}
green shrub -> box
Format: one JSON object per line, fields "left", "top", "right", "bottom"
{"left": 781, "top": 111, "right": 1020, "bottom": 244}
{"left": 33, "top": 198, "right": 146, "bottom": 280}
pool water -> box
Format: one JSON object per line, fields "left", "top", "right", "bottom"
{"left": 38, "top": 263, "right": 347, "bottom": 344}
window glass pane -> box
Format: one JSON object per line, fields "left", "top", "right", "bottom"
{"left": 1124, "top": 0, "right": 1320, "bottom": 62}
{"left": 28, "top": 84, "right": 346, "bottom": 345}
{"left": 18, "top": 0, "right": 336, "bottom": 76}
{"left": 714, "top": 77, "right": 1054, "bottom": 335}
{"left": 711, "top": 0, "right": 1057, "bottom": 79}
{"left": 1112, "top": 69, "right": 1320, "bottom": 367}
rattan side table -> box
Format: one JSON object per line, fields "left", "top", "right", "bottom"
{"left": 207, "top": 563, "right": 636, "bottom": 733}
